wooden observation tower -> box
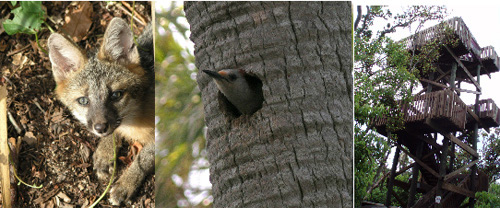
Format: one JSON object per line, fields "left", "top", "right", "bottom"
{"left": 372, "top": 17, "right": 499, "bottom": 208}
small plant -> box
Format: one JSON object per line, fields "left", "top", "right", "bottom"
{"left": 3, "top": 1, "right": 52, "bottom": 54}
{"left": 3, "top": 1, "right": 44, "bottom": 35}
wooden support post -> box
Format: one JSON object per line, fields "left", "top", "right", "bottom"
{"left": 448, "top": 141, "right": 455, "bottom": 172}
{"left": 386, "top": 139, "right": 400, "bottom": 207}
{"left": 0, "top": 84, "right": 11, "bottom": 208}
{"left": 469, "top": 65, "right": 481, "bottom": 208}
{"left": 427, "top": 72, "right": 434, "bottom": 93}
{"left": 436, "top": 135, "right": 450, "bottom": 208}
{"left": 397, "top": 143, "right": 440, "bottom": 178}
{"left": 445, "top": 159, "right": 479, "bottom": 182}
{"left": 425, "top": 120, "right": 478, "bottom": 158}
{"left": 407, "top": 141, "right": 423, "bottom": 208}
{"left": 445, "top": 45, "right": 481, "bottom": 92}
{"left": 450, "top": 62, "right": 456, "bottom": 90}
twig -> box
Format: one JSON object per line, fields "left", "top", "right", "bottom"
{"left": 7, "top": 111, "right": 22, "bottom": 135}
{"left": 121, "top": 1, "right": 147, "bottom": 25}
{"left": 2, "top": 77, "right": 13, "bottom": 86}
{"left": 89, "top": 134, "right": 117, "bottom": 208}
{"left": 33, "top": 100, "right": 45, "bottom": 114}
{"left": 6, "top": 44, "right": 30, "bottom": 57}
{"left": 115, "top": 3, "right": 146, "bottom": 26}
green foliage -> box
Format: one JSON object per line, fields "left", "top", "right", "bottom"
{"left": 3, "top": 1, "right": 45, "bottom": 35}
{"left": 475, "top": 183, "right": 500, "bottom": 208}
{"left": 479, "top": 128, "right": 500, "bottom": 182}
{"left": 155, "top": 2, "right": 210, "bottom": 207}
{"left": 354, "top": 5, "right": 448, "bottom": 206}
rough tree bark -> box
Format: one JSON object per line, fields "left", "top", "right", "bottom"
{"left": 185, "top": 2, "right": 352, "bottom": 207}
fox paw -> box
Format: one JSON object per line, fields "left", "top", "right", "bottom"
{"left": 109, "top": 177, "right": 136, "bottom": 205}
{"left": 93, "top": 148, "right": 114, "bottom": 181}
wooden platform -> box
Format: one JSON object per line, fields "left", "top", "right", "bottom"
{"left": 402, "top": 17, "right": 481, "bottom": 58}
{"left": 373, "top": 90, "right": 466, "bottom": 136}
{"left": 401, "top": 17, "right": 500, "bottom": 79}
{"left": 466, "top": 99, "right": 500, "bottom": 129}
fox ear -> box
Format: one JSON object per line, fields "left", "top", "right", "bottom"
{"left": 98, "top": 18, "right": 140, "bottom": 65}
{"left": 48, "top": 33, "right": 86, "bottom": 83}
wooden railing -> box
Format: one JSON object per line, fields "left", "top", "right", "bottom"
{"left": 373, "top": 90, "right": 467, "bottom": 131}
{"left": 468, "top": 99, "right": 500, "bottom": 128}
{"left": 480, "top": 46, "right": 500, "bottom": 72}
{"left": 402, "top": 17, "right": 481, "bottom": 57}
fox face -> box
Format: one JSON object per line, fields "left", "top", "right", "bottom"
{"left": 48, "top": 18, "right": 151, "bottom": 138}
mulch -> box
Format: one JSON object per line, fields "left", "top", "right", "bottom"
{"left": 0, "top": 2, "right": 154, "bottom": 207}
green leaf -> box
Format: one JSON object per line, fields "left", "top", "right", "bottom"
{"left": 3, "top": 1, "right": 45, "bottom": 35}
{"left": 11, "top": 1, "right": 17, "bottom": 6}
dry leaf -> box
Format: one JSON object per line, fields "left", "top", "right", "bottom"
{"left": 118, "top": 142, "right": 143, "bottom": 166}
{"left": 12, "top": 53, "right": 27, "bottom": 66}
{"left": 23, "top": 131, "right": 37, "bottom": 146}
{"left": 61, "top": 2, "right": 93, "bottom": 42}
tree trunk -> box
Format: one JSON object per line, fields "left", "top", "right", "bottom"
{"left": 185, "top": 2, "right": 352, "bottom": 207}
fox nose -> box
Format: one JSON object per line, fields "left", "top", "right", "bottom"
{"left": 94, "top": 123, "right": 109, "bottom": 134}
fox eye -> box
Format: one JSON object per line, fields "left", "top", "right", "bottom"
{"left": 77, "top": 97, "right": 89, "bottom": 106}
{"left": 110, "top": 90, "right": 123, "bottom": 101}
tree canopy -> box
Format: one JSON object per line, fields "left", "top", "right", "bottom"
{"left": 155, "top": 2, "right": 211, "bottom": 207}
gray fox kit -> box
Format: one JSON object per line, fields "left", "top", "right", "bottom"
{"left": 47, "top": 18, "right": 154, "bottom": 205}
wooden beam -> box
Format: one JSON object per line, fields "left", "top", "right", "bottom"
{"left": 442, "top": 182, "right": 475, "bottom": 198}
{"left": 412, "top": 186, "right": 438, "bottom": 208}
{"left": 469, "top": 49, "right": 491, "bottom": 79}
{"left": 394, "top": 179, "right": 432, "bottom": 193}
{"left": 467, "top": 107, "right": 480, "bottom": 123}
{"left": 419, "top": 79, "right": 480, "bottom": 95}
{"left": 444, "top": 159, "right": 479, "bottom": 181}
{"left": 395, "top": 147, "right": 441, "bottom": 176}
{"left": 417, "top": 134, "right": 442, "bottom": 151}
{"left": 0, "top": 84, "right": 11, "bottom": 208}
{"left": 391, "top": 189, "right": 407, "bottom": 207}
{"left": 396, "top": 143, "right": 440, "bottom": 178}
{"left": 444, "top": 45, "right": 481, "bottom": 92}
{"left": 425, "top": 119, "right": 479, "bottom": 157}
{"left": 455, "top": 88, "right": 481, "bottom": 95}
{"left": 446, "top": 133, "right": 479, "bottom": 158}
{"left": 420, "top": 78, "right": 447, "bottom": 89}
{"left": 434, "top": 69, "right": 450, "bottom": 83}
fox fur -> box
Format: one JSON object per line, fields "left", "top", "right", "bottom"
{"left": 47, "top": 18, "right": 154, "bottom": 205}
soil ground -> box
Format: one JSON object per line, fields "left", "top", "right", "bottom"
{"left": 0, "top": 2, "right": 154, "bottom": 207}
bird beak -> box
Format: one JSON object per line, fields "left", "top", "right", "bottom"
{"left": 203, "top": 70, "right": 229, "bottom": 82}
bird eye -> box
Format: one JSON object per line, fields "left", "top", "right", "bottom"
{"left": 77, "top": 97, "right": 89, "bottom": 106}
{"left": 110, "top": 90, "right": 123, "bottom": 101}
